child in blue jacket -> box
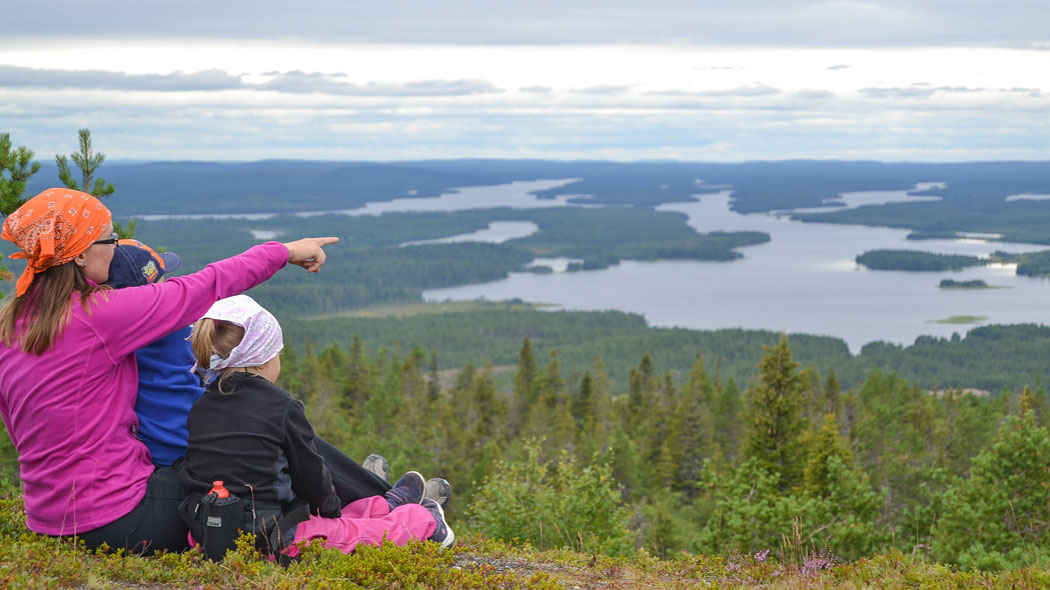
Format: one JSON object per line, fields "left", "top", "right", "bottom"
{"left": 105, "top": 240, "right": 448, "bottom": 505}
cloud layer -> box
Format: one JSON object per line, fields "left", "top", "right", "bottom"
{"left": 7, "top": 0, "right": 1050, "bottom": 48}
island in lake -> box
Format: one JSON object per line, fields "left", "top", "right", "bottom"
{"left": 939, "top": 279, "right": 990, "bottom": 289}
{"left": 856, "top": 249, "right": 985, "bottom": 272}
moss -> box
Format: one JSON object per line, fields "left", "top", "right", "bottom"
{"left": 5, "top": 492, "right": 1050, "bottom": 588}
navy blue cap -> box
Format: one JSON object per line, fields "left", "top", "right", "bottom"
{"left": 104, "top": 239, "right": 183, "bottom": 289}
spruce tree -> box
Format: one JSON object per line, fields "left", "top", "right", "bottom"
{"left": 675, "top": 355, "right": 716, "bottom": 496}
{"left": 714, "top": 377, "right": 743, "bottom": 462}
{"left": 587, "top": 358, "right": 612, "bottom": 455}
{"left": 824, "top": 367, "right": 841, "bottom": 414}
{"left": 341, "top": 335, "right": 368, "bottom": 412}
{"left": 624, "top": 353, "right": 657, "bottom": 436}
{"left": 427, "top": 351, "right": 441, "bottom": 402}
{"left": 512, "top": 337, "right": 538, "bottom": 433}
{"left": 742, "top": 335, "right": 807, "bottom": 490}
{"left": 803, "top": 413, "right": 855, "bottom": 497}
{"left": 572, "top": 370, "right": 595, "bottom": 437}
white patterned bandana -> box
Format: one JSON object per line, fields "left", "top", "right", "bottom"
{"left": 200, "top": 295, "right": 284, "bottom": 372}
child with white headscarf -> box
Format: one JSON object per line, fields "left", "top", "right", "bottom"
{"left": 178, "top": 295, "right": 453, "bottom": 560}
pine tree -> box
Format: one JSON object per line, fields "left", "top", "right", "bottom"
{"left": 0, "top": 133, "right": 40, "bottom": 216}
{"left": 55, "top": 128, "right": 134, "bottom": 237}
{"left": 934, "top": 411, "right": 1050, "bottom": 569}
{"left": 742, "top": 335, "right": 807, "bottom": 490}
{"left": 56, "top": 128, "right": 114, "bottom": 198}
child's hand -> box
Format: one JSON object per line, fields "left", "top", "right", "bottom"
{"left": 283, "top": 237, "right": 339, "bottom": 273}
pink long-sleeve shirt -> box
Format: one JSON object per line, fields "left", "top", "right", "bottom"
{"left": 0, "top": 242, "right": 289, "bottom": 535}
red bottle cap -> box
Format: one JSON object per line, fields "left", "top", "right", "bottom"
{"left": 209, "top": 480, "right": 230, "bottom": 498}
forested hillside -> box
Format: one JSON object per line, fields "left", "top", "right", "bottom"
{"left": 5, "top": 334, "right": 1049, "bottom": 571}
{"left": 7, "top": 158, "right": 1050, "bottom": 584}
{"left": 270, "top": 334, "right": 1050, "bottom": 569}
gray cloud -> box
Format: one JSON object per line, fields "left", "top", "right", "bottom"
{"left": 1011, "top": 87, "right": 1046, "bottom": 97}
{"left": 257, "top": 72, "right": 502, "bottom": 96}
{"left": 7, "top": 0, "right": 1050, "bottom": 48}
{"left": 794, "top": 89, "right": 834, "bottom": 99}
{"left": 860, "top": 85, "right": 1046, "bottom": 100}
{"left": 573, "top": 85, "right": 633, "bottom": 95}
{"left": 0, "top": 65, "right": 243, "bottom": 91}
{"left": 860, "top": 86, "right": 937, "bottom": 99}
{"left": 519, "top": 85, "right": 553, "bottom": 94}
{"left": 0, "top": 65, "right": 501, "bottom": 96}
{"left": 648, "top": 83, "right": 780, "bottom": 98}
{"left": 826, "top": 64, "right": 850, "bottom": 70}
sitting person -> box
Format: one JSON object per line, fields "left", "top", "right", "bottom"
{"left": 0, "top": 187, "right": 337, "bottom": 553}
{"left": 178, "top": 294, "right": 453, "bottom": 559}
{"left": 105, "top": 240, "right": 422, "bottom": 506}
{"left": 103, "top": 239, "right": 197, "bottom": 467}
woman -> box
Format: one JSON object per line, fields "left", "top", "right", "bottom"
{"left": 180, "top": 294, "right": 452, "bottom": 559}
{"left": 0, "top": 187, "right": 336, "bottom": 553}
{"left": 104, "top": 238, "right": 397, "bottom": 510}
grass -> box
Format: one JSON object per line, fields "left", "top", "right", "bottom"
{"left": 5, "top": 492, "right": 1050, "bottom": 589}
{"left": 304, "top": 300, "right": 557, "bottom": 320}
{"left": 929, "top": 315, "right": 988, "bottom": 324}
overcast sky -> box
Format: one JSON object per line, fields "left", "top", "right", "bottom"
{"left": 2, "top": 1, "right": 1048, "bottom": 162}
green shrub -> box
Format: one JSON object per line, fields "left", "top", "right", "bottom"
{"left": 468, "top": 438, "right": 632, "bottom": 556}
{"left": 933, "top": 411, "right": 1050, "bottom": 570}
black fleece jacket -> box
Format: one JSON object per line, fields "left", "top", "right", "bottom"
{"left": 178, "top": 372, "right": 341, "bottom": 518}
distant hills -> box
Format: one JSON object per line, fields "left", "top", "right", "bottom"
{"left": 23, "top": 159, "right": 1050, "bottom": 221}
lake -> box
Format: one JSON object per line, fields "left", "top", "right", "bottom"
{"left": 424, "top": 186, "right": 1050, "bottom": 353}
{"left": 121, "top": 178, "right": 1050, "bottom": 353}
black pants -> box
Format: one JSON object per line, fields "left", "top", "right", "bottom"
{"left": 68, "top": 441, "right": 386, "bottom": 554}
{"left": 313, "top": 437, "right": 391, "bottom": 504}
{"left": 71, "top": 466, "right": 189, "bottom": 555}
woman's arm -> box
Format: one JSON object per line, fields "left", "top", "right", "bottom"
{"left": 96, "top": 238, "right": 336, "bottom": 361}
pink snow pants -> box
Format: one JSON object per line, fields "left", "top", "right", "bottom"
{"left": 282, "top": 495, "right": 436, "bottom": 557}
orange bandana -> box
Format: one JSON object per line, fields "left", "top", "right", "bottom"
{"left": 2, "top": 188, "right": 112, "bottom": 297}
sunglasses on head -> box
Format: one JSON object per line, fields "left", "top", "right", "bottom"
{"left": 93, "top": 233, "right": 119, "bottom": 245}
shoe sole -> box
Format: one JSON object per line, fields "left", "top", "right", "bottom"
{"left": 363, "top": 454, "right": 390, "bottom": 483}
{"left": 426, "top": 499, "right": 456, "bottom": 550}
{"left": 424, "top": 478, "right": 452, "bottom": 507}
{"left": 401, "top": 471, "right": 426, "bottom": 504}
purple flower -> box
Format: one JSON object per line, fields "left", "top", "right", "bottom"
{"left": 801, "top": 549, "right": 838, "bottom": 576}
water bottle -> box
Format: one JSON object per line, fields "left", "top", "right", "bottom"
{"left": 201, "top": 480, "right": 245, "bottom": 561}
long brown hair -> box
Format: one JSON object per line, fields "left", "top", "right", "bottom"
{"left": 0, "top": 262, "right": 107, "bottom": 355}
{"left": 190, "top": 318, "right": 246, "bottom": 394}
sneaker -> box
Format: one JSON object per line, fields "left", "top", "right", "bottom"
{"left": 385, "top": 471, "right": 425, "bottom": 510}
{"left": 362, "top": 453, "right": 390, "bottom": 483}
{"left": 422, "top": 498, "right": 455, "bottom": 549}
{"left": 423, "top": 477, "right": 452, "bottom": 508}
